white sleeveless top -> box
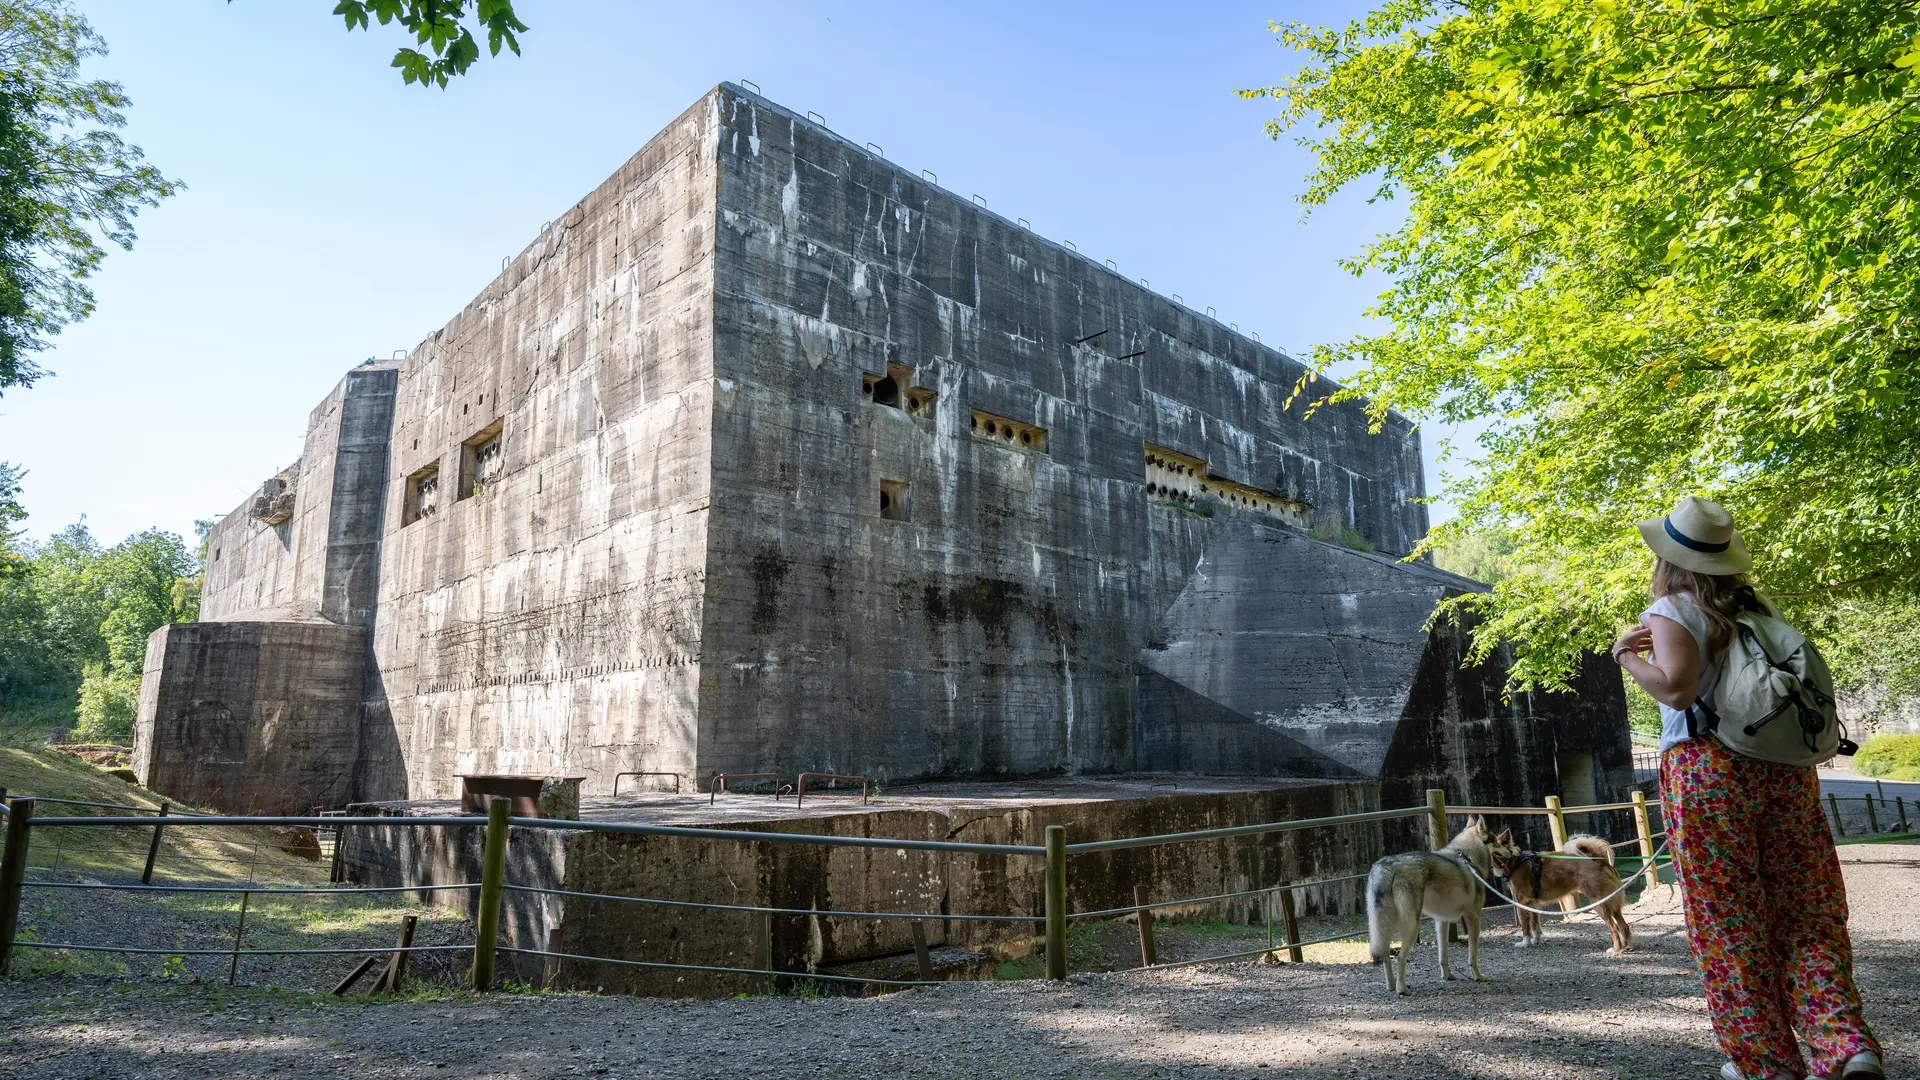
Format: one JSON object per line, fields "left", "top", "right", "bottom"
{"left": 1640, "top": 592, "right": 1721, "bottom": 753}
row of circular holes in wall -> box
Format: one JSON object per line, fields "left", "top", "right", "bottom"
{"left": 971, "top": 414, "right": 1038, "bottom": 447}
{"left": 1147, "top": 483, "right": 1271, "bottom": 509}
{"left": 1147, "top": 454, "right": 1272, "bottom": 509}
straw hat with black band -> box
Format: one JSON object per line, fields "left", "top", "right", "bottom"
{"left": 1636, "top": 496, "right": 1753, "bottom": 576}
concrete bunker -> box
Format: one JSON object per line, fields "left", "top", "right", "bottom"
{"left": 133, "top": 86, "right": 1630, "bottom": 954}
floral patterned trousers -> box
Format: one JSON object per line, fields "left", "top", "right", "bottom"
{"left": 1663, "top": 738, "right": 1879, "bottom": 1079}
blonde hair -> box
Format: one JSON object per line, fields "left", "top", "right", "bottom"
{"left": 1650, "top": 559, "right": 1765, "bottom": 659}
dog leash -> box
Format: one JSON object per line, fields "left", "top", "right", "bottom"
{"left": 1466, "top": 839, "right": 1673, "bottom": 917}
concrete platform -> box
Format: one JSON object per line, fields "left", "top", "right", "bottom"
{"left": 341, "top": 774, "right": 1403, "bottom": 997}
{"left": 363, "top": 773, "right": 1348, "bottom": 826}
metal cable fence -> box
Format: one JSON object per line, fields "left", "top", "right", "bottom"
{"left": 0, "top": 787, "right": 1679, "bottom": 994}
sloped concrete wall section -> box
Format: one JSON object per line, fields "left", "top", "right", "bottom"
{"left": 135, "top": 83, "right": 1627, "bottom": 824}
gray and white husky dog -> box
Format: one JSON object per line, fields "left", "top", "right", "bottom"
{"left": 1366, "top": 818, "right": 1494, "bottom": 995}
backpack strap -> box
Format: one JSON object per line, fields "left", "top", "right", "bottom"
{"left": 1685, "top": 697, "right": 1720, "bottom": 739}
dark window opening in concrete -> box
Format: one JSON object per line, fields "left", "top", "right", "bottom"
{"left": 1556, "top": 749, "right": 1597, "bottom": 808}
{"left": 404, "top": 462, "right": 441, "bottom": 525}
{"left": 863, "top": 362, "right": 929, "bottom": 414}
{"left": 971, "top": 409, "right": 1047, "bottom": 453}
{"left": 879, "top": 478, "right": 909, "bottom": 521}
{"left": 864, "top": 374, "right": 901, "bottom": 407}
{"left": 458, "top": 419, "right": 505, "bottom": 500}
{"left": 214, "top": 548, "right": 221, "bottom": 562}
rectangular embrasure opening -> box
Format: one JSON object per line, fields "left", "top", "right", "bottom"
{"left": 458, "top": 418, "right": 505, "bottom": 500}
{"left": 404, "top": 462, "right": 441, "bottom": 525}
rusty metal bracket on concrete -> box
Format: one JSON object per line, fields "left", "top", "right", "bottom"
{"left": 709, "top": 773, "right": 783, "bottom": 805}
{"left": 795, "top": 773, "right": 869, "bottom": 808}
{"left": 613, "top": 772, "right": 683, "bottom": 796}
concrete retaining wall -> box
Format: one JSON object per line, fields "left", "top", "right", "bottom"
{"left": 342, "top": 779, "right": 1386, "bottom": 996}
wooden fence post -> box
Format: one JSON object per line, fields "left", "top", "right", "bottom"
{"left": 373, "top": 914, "right": 418, "bottom": 995}
{"left": 1279, "top": 888, "right": 1304, "bottom": 964}
{"left": 1631, "top": 790, "right": 1656, "bottom": 887}
{"left": 227, "top": 891, "right": 251, "bottom": 985}
{"left": 1044, "top": 825, "right": 1067, "bottom": 981}
{"left": 1426, "top": 789, "right": 1449, "bottom": 849}
{"left": 1828, "top": 793, "right": 1845, "bottom": 837}
{"left": 1898, "top": 797, "right": 1910, "bottom": 833}
{"left": 141, "top": 804, "right": 168, "bottom": 886}
{"left": 1545, "top": 796, "right": 1575, "bottom": 913}
{"left": 0, "top": 798, "right": 32, "bottom": 976}
{"left": 471, "top": 796, "right": 509, "bottom": 991}
{"left": 1133, "top": 885, "right": 1156, "bottom": 967}
{"left": 752, "top": 912, "right": 773, "bottom": 993}
{"left": 1864, "top": 795, "right": 1880, "bottom": 834}
{"left": 910, "top": 921, "right": 934, "bottom": 981}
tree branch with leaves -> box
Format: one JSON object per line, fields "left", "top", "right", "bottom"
{"left": 0, "top": 1, "right": 181, "bottom": 392}
{"left": 330, "top": 0, "right": 528, "bottom": 88}
{"left": 1247, "top": 0, "right": 1920, "bottom": 691}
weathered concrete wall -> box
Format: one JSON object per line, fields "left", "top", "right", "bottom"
{"left": 132, "top": 621, "right": 368, "bottom": 814}
{"left": 365, "top": 92, "right": 722, "bottom": 800}
{"left": 199, "top": 363, "right": 400, "bottom": 624}
{"left": 695, "top": 85, "right": 1432, "bottom": 785}
{"left": 343, "top": 779, "right": 1382, "bottom": 997}
{"left": 150, "top": 83, "right": 1626, "bottom": 816}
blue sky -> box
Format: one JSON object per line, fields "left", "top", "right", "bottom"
{"left": 1, "top": 0, "right": 1461, "bottom": 548}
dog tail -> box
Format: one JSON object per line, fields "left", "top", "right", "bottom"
{"left": 1564, "top": 834, "right": 1614, "bottom": 866}
{"left": 1366, "top": 864, "right": 1391, "bottom": 966}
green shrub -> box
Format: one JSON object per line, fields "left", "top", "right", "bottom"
{"left": 72, "top": 663, "right": 139, "bottom": 743}
{"left": 1853, "top": 733, "right": 1920, "bottom": 781}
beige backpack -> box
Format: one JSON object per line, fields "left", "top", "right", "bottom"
{"left": 1683, "top": 611, "right": 1842, "bottom": 767}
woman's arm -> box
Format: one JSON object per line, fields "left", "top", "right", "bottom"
{"left": 1613, "top": 615, "right": 1702, "bottom": 710}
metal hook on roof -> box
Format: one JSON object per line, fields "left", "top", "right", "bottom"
{"left": 741, "top": 79, "right": 760, "bottom": 94}
{"left": 921, "top": 168, "right": 938, "bottom": 185}
{"left": 806, "top": 110, "right": 827, "bottom": 127}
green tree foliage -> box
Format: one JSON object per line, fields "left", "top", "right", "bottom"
{"left": 1248, "top": 0, "right": 1920, "bottom": 690}
{"left": 1432, "top": 528, "right": 1519, "bottom": 585}
{"left": 0, "top": 1, "right": 180, "bottom": 390}
{"left": 330, "top": 0, "right": 528, "bottom": 88}
{"left": 0, "top": 513, "right": 199, "bottom": 739}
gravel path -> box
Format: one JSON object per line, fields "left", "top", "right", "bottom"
{"left": 4, "top": 843, "right": 1916, "bottom": 1080}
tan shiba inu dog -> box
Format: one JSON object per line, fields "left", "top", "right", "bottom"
{"left": 1487, "top": 829, "right": 1633, "bottom": 954}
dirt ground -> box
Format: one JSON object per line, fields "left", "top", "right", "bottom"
{"left": 3, "top": 843, "right": 1915, "bottom": 1080}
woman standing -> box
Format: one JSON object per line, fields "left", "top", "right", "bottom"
{"left": 1613, "top": 497, "right": 1882, "bottom": 1080}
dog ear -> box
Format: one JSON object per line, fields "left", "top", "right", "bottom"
{"left": 1470, "top": 814, "right": 1488, "bottom": 835}
{"left": 1497, "top": 828, "right": 1512, "bottom": 845}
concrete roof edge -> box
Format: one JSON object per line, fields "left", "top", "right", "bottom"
{"left": 710, "top": 82, "right": 1399, "bottom": 411}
